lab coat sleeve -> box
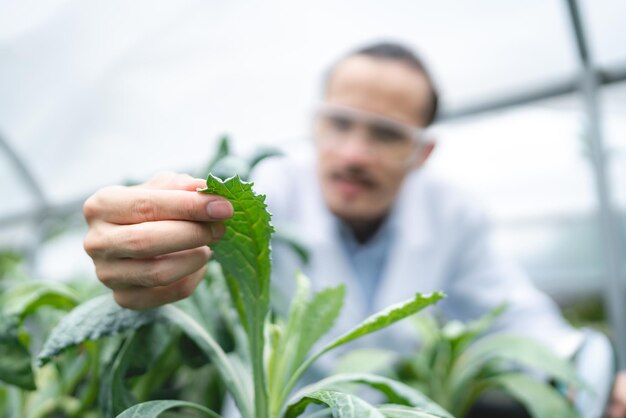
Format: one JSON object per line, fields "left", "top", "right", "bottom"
{"left": 439, "top": 204, "right": 583, "bottom": 358}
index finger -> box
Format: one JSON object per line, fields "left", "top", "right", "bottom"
{"left": 84, "top": 187, "right": 233, "bottom": 224}
{"left": 138, "top": 172, "right": 207, "bottom": 191}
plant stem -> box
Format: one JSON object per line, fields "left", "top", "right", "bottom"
{"left": 70, "top": 343, "right": 100, "bottom": 418}
{"left": 252, "top": 319, "right": 269, "bottom": 418}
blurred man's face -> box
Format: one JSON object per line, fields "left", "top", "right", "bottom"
{"left": 314, "top": 55, "right": 434, "bottom": 232}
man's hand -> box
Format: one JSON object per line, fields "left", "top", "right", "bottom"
{"left": 608, "top": 372, "right": 626, "bottom": 418}
{"left": 83, "top": 172, "right": 233, "bottom": 310}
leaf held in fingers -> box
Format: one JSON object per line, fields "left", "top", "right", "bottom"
{"left": 198, "top": 175, "right": 273, "bottom": 335}
{"left": 199, "top": 175, "right": 273, "bottom": 418}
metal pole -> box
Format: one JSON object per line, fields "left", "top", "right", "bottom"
{"left": 0, "top": 132, "right": 48, "bottom": 272}
{"left": 565, "top": 0, "right": 626, "bottom": 368}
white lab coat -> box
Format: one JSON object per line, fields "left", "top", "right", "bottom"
{"left": 251, "top": 155, "right": 583, "bottom": 359}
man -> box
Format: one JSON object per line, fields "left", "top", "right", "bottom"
{"left": 83, "top": 42, "right": 625, "bottom": 417}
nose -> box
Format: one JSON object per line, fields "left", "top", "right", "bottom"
{"left": 335, "top": 127, "right": 374, "bottom": 164}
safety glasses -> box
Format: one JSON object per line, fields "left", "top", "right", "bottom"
{"left": 313, "top": 103, "right": 427, "bottom": 166}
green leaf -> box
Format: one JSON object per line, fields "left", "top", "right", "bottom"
{"left": 285, "top": 292, "right": 444, "bottom": 399}
{"left": 295, "top": 279, "right": 345, "bottom": 368}
{"left": 333, "top": 349, "right": 399, "bottom": 376}
{"left": 116, "top": 400, "right": 221, "bottom": 418}
{"left": 323, "top": 293, "right": 444, "bottom": 354}
{"left": 0, "top": 315, "right": 35, "bottom": 390}
{"left": 0, "top": 282, "right": 79, "bottom": 319}
{"left": 174, "top": 275, "right": 221, "bottom": 334}
{"left": 159, "top": 304, "right": 252, "bottom": 418}
{"left": 444, "top": 304, "right": 506, "bottom": 356}
{"left": 268, "top": 276, "right": 310, "bottom": 412}
{"left": 37, "top": 294, "right": 159, "bottom": 365}
{"left": 99, "top": 335, "right": 138, "bottom": 417}
{"left": 285, "top": 390, "right": 384, "bottom": 418}
{"left": 0, "top": 251, "right": 21, "bottom": 279}
{"left": 269, "top": 274, "right": 345, "bottom": 416}
{"left": 100, "top": 324, "right": 175, "bottom": 417}
{"left": 290, "top": 373, "right": 453, "bottom": 418}
{"left": 378, "top": 404, "right": 446, "bottom": 418}
{"left": 199, "top": 175, "right": 273, "bottom": 418}
{"left": 198, "top": 175, "right": 273, "bottom": 335}
{"left": 488, "top": 373, "right": 580, "bottom": 418}
{"left": 449, "top": 334, "right": 582, "bottom": 399}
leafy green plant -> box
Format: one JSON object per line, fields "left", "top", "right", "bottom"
{"left": 336, "top": 307, "right": 584, "bottom": 418}
{"left": 203, "top": 135, "right": 310, "bottom": 265}
{"left": 0, "top": 267, "right": 224, "bottom": 418}
{"left": 37, "top": 175, "right": 449, "bottom": 418}
{"left": 0, "top": 278, "right": 105, "bottom": 418}
{"left": 0, "top": 250, "right": 22, "bottom": 280}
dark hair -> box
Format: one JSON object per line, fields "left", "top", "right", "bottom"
{"left": 325, "top": 41, "right": 439, "bottom": 126}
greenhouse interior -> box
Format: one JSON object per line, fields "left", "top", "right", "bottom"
{"left": 1, "top": 1, "right": 626, "bottom": 417}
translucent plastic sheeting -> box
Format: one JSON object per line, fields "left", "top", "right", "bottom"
{"left": 581, "top": 0, "right": 626, "bottom": 67}
{"left": 427, "top": 80, "right": 626, "bottom": 297}
{"left": 0, "top": 222, "right": 37, "bottom": 255}
{"left": 0, "top": 140, "right": 37, "bottom": 219}
{"left": 429, "top": 107, "right": 598, "bottom": 220}
{"left": 3, "top": 0, "right": 621, "bottom": 216}
{"left": 602, "top": 81, "right": 626, "bottom": 276}
{"left": 602, "top": 82, "right": 626, "bottom": 209}
{"left": 27, "top": 94, "right": 620, "bottom": 296}
{"left": 0, "top": 0, "right": 625, "bottom": 300}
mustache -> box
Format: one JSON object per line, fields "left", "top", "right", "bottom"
{"left": 330, "top": 166, "right": 377, "bottom": 188}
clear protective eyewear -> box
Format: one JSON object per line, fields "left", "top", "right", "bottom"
{"left": 313, "top": 103, "right": 427, "bottom": 165}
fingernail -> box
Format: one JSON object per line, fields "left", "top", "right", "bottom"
{"left": 207, "top": 200, "right": 233, "bottom": 219}
{"left": 210, "top": 223, "right": 225, "bottom": 240}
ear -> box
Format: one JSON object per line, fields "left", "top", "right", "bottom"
{"left": 414, "top": 141, "right": 436, "bottom": 167}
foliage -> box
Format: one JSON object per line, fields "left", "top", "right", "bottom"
{"left": 36, "top": 175, "right": 447, "bottom": 418}
{"left": 0, "top": 250, "right": 22, "bottom": 279}
{"left": 0, "top": 138, "right": 293, "bottom": 418}
{"left": 0, "top": 261, "right": 231, "bottom": 418}
{"left": 339, "top": 307, "right": 584, "bottom": 418}
{"left": 202, "top": 135, "right": 310, "bottom": 265}
{"left": 0, "top": 275, "right": 104, "bottom": 418}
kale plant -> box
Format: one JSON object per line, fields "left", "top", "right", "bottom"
{"left": 402, "top": 308, "right": 583, "bottom": 418}
{"left": 336, "top": 307, "right": 585, "bottom": 418}
{"left": 37, "top": 175, "right": 450, "bottom": 418}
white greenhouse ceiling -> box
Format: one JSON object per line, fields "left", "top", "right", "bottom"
{"left": 1, "top": 0, "right": 625, "bottom": 220}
